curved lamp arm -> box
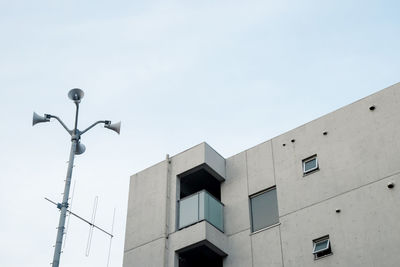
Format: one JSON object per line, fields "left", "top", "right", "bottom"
{"left": 80, "top": 120, "right": 107, "bottom": 136}
{"left": 46, "top": 114, "right": 72, "bottom": 135}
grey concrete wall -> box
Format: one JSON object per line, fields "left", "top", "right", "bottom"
{"left": 280, "top": 173, "right": 400, "bottom": 267}
{"left": 222, "top": 143, "right": 283, "bottom": 267}
{"left": 169, "top": 142, "right": 225, "bottom": 180}
{"left": 124, "top": 238, "right": 165, "bottom": 267}
{"left": 221, "top": 140, "right": 277, "bottom": 231}
{"left": 251, "top": 226, "right": 283, "bottom": 267}
{"left": 223, "top": 230, "right": 252, "bottom": 267}
{"left": 222, "top": 151, "right": 250, "bottom": 236}
{"left": 272, "top": 82, "right": 400, "bottom": 216}
{"left": 246, "top": 140, "right": 275, "bottom": 195}
{"left": 124, "top": 83, "right": 400, "bottom": 267}
{"left": 168, "top": 220, "right": 228, "bottom": 260}
{"left": 123, "top": 161, "right": 168, "bottom": 266}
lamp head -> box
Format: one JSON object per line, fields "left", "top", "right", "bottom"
{"left": 32, "top": 112, "right": 50, "bottom": 126}
{"left": 68, "top": 88, "right": 84, "bottom": 103}
{"left": 104, "top": 121, "right": 121, "bottom": 135}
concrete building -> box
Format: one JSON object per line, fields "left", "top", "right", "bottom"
{"left": 123, "top": 83, "right": 400, "bottom": 267}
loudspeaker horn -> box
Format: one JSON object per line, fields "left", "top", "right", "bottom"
{"left": 32, "top": 112, "right": 50, "bottom": 126}
{"left": 68, "top": 88, "right": 84, "bottom": 102}
{"left": 75, "top": 142, "right": 86, "bottom": 155}
{"left": 105, "top": 121, "right": 121, "bottom": 135}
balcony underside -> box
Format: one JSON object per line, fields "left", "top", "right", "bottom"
{"left": 177, "top": 240, "right": 226, "bottom": 267}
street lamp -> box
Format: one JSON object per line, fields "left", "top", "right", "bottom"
{"left": 33, "top": 88, "right": 120, "bottom": 267}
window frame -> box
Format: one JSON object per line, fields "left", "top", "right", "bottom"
{"left": 312, "top": 236, "right": 332, "bottom": 260}
{"left": 249, "top": 186, "right": 279, "bottom": 233}
{"left": 303, "top": 155, "right": 319, "bottom": 174}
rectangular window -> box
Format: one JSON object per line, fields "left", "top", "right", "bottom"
{"left": 303, "top": 155, "right": 318, "bottom": 174}
{"left": 250, "top": 187, "right": 279, "bottom": 232}
{"left": 313, "top": 235, "right": 332, "bottom": 259}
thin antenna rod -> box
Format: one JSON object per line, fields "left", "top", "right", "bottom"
{"left": 86, "top": 196, "right": 98, "bottom": 257}
{"left": 63, "top": 180, "right": 76, "bottom": 249}
{"left": 106, "top": 208, "right": 116, "bottom": 267}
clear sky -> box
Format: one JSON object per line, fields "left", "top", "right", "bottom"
{"left": 0, "top": 1, "right": 399, "bottom": 266}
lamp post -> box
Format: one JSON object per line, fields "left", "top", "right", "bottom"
{"left": 33, "top": 88, "right": 121, "bottom": 267}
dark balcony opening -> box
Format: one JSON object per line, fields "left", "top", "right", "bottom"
{"left": 179, "top": 164, "right": 222, "bottom": 200}
{"left": 177, "top": 241, "right": 225, "bottom": 267}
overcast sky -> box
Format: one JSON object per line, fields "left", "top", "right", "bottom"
{"left": 0, "top": 1, "right": 399, "bottom": 266}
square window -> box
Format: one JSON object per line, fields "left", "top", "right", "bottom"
{"left": 303, "top": 156, "right": 318, "bottom": 174}
{"left": 313, "top": 236, "right": 332, "bottom": 259}
{"left": 250, "top": 187, "right": 279, "bottom": 232}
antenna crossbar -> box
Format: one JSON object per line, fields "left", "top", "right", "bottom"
{"left": 45, "top": 197, "right": 113, "bottom": 238}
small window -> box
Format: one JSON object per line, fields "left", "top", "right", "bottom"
{"left": 313, "top": 236, "right": 332, "bottom": 259}
{"left": 303, "top": 155, "right": 318, "bottom": 174}
{"left": 250, "top": 187, "right": 279, "bottom": 232}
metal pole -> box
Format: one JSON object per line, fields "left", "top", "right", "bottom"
{"left": 52, "top": 103, "right": 79, "bottom": 267}
{"left": 34, "top": 88, "right": 120, "bottom": 266}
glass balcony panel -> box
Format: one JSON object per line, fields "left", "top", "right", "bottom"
{"left": 198, "top": 191, "right": 205, "bottom": 221}
{"left": 179, "top": 193, "right": 199, "bottom": 229}
{"left": 205, "top": 193, "right": 224, "bottom": 231}
{"left": 179, "top": 190, "right": 224, "bottom": 232}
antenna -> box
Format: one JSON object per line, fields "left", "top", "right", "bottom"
{"left": 107, "top": 208, "right": 116, "bottom": 267}
{"left": 44, "top": 197, "right": 114, "bottom": 260}
{"left": 33, "top": 89, "right": 120, "bottom": 267}
{"left": 44, "top": 197, "right": 114, "bottom": 238}
{"left": 86, "top": 196, "right": 99, "bottom": 257}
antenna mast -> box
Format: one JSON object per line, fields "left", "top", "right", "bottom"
{"left": 33, "top": 89, "right": 120, "bottom": 267}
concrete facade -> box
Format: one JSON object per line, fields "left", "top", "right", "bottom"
{"left": 124, "top": 83, "right": 400, "bottom": 267}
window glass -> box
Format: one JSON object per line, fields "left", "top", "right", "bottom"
{"left": 314, "top": 240, "right": 329, "bottom": 252}
{"left": 304, "top": 158, "right": 317, "bottom": 171}
{"left": 250, "top": 187, "right": 279, "bottom": 232}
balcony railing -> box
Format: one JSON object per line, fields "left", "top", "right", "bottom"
{"left": 178, "top": 190, "right": 224, "bottom": 232}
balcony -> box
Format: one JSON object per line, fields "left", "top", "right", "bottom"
{"left": 178, "top": 190, "right": 224, "bottom": 232}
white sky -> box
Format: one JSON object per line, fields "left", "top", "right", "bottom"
{"left": 0, "top": 1, "right": 399, "bottom": 266}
